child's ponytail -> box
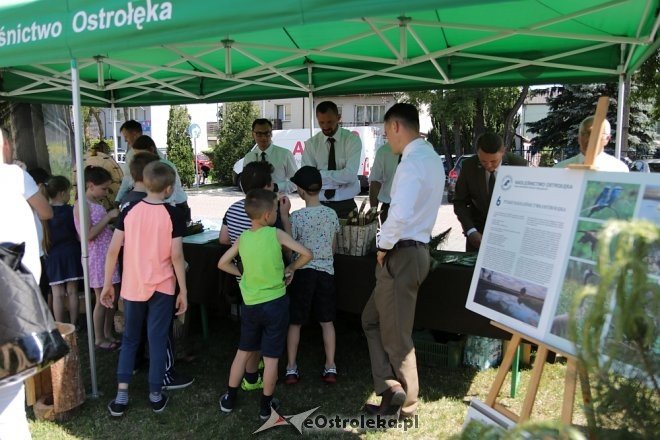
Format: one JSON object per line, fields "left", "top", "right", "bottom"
{"left": 84, "top": 165, "right": 112, "bottom": 186}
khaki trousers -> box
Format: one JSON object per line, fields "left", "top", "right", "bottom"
{"left": 361, "top": 245, "right": 430, "bottom": 414}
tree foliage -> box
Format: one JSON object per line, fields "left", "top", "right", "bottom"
{"left": 632, "top": 49, "right": 660, "bottom": 120}
{"left": 406, "top": 87, "right": 528, "bottom": 168}
{"left": 211, "top": 101, "right": 259, "bottom": 185}
{"left": 81, "top": 106, "right": 105, "bottom": 149}
{"left": 527, "top": 84, "right": 654, "bottom": 160}
{"left": 166, "top": 105, "right": 195, "bottom": 187}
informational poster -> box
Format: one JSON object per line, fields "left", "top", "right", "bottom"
{"left": 463, "top": 399, "right": 515, "bottom": 431}
{"left": 465, "top": 166, "right": 660, "bottom": 356}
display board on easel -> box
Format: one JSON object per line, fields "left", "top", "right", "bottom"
{"left": 465, "top": 161, "right": 660, "bottom": 358}
{"left": 463, "top": 97, "right": 660, "bottom": 428}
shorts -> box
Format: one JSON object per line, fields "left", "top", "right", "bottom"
{"left": 238, "top": 295, "right": 289, "bottom": 358}
{"left": 288, "top": 268, "right": 336, "bottom": 325}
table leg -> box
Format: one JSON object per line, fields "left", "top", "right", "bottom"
{"left": 200, "top": 304, "right": 209, "bottom": 341}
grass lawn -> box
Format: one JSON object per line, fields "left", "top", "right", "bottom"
{"left": 28, "top": 312, "right": 585, "bottom": 439}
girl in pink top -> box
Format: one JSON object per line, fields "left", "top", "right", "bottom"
{"left": 74, "top": 166, "right": 121, "bottom": 351}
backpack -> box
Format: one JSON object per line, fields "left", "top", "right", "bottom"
{"left": 0, "top": 242, "right": 69, "bottom": 386}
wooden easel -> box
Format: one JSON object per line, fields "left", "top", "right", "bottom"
{"left": 567, "top": 96, "right": 610, "bottom": 170}
{"left": 484, "top": 98, "right": 608, "bottom": 428}
{"left": 484, "top": 321, "right": 592, "bottom": 425}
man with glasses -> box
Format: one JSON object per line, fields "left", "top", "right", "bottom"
{"left": 242, "top": 119, "right": 297, "bottom": 193}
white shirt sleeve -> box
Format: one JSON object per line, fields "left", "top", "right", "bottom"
{"left": 369, "top": 148, "right": 385, "bottom": 184}
{"left": 280, "top": 150, "right": 298, "bottom": 193}
{"left": 301, "top": 140, "right": 315, "bottom": 168}
{"left": 377, "top": 161, "right": 423, "bottom": 250}
{"left": 115, "top": 175, "right": 133, "bottom": 202}
{"left": 22, "top": 170, "right": 39, "bottom": 200}
{"left": 242, "top": 146, "right": 258, "bottom": 166}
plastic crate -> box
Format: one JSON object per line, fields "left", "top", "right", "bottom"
{"left": 463, "top": 336, "right": 502, "bottom": 371}
{"left": 413, "top": 332, "right": 465, "bottom": 368}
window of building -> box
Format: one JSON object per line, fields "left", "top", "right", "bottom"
{"left": 355, "top": 105, "right": 386, "bottom": 123}
{"left": 275, "top": 104, "right": 291, "bottom": 121}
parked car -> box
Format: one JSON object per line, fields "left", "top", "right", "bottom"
{"left": 630, "top": 159, "right": 660, "bottom": 173}
{"left": 196, "top": 153, "right": 213, "bottom": 172}
{"left": 446, "top": 154, "right": 474, "bottom": 203}
{"left": 440, "top": 154, "right": 456, "bottom": 183}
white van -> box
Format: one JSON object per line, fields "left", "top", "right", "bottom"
{"left": 233, "top": 126, "right": 384, "bottom": 191}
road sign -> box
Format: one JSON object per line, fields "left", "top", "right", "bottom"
{"left": 188, "top": 123, "right": 201, "bottom": 138}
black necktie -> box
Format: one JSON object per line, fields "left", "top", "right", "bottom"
{"left": 324, "top": 137, "right": 336, "bottom": 200}
{"left": 397, "top": 154, "right": 402, "bottom": 165}
{"left": 488, "top": 171, "right": 496, "bottom": 202}
{"left": 260, "top": 151, "right": 267, "bottom": 162}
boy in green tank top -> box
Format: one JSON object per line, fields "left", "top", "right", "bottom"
{"left": 217, "top": 189, "right": 312, "bottom": 420}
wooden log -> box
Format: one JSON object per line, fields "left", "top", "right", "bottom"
{"left": 24, "top": 361, "right": 52, "bottom": 407}
{"left": 50, "top": 323, "right": 85, "bottom": 415}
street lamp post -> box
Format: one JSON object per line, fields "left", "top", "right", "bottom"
{"left": 188, "top": 123, "right": 201, "bottom": 187}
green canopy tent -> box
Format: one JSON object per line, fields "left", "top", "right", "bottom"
{"left": 1, "top": 0, "right": 658, "bottom": 103}
{"left": 1, "top": 0, "right": 657, "bottom": 396}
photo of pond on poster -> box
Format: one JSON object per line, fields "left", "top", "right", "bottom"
{"left": 473, "top": 268, "right": 547, "bottom": 328}
{"left": 550, "top": 259, "right": 599, "bottom": 340}
{"left": 578, "top": 181, "right": 639, "bottom": 221}
{"left": 571, "top": 220, "right": 604, "bottom": 261}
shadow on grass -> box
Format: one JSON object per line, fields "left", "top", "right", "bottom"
{"left": 29, "top": 309, "right": 479, "bottom": 439}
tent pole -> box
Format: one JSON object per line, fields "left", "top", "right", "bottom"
{"left": 307, "top": 63, "right": 314, "bottom": 137}
{"left": 614, "top": 72, "right": 626, "bottom": 160}
{"left": 111, "top": 94, "right": 118, "bottom": 161}
{"left": 71, "top": 58, "right": 99, "bottom": 398}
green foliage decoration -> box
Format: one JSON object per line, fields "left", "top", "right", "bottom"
{"left": 571, "top": 220, "right": 659, "bottom": 439}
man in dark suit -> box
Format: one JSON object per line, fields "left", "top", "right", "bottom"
{"left": 453, "top": 132, "right": 527, "bottom": 251}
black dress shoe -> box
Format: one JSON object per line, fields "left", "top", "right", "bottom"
{"left": 363, "top": 385, "right": 406, "bottom": 416}
{"left": 363, "top": 403, "right": 382, "bottom": 415}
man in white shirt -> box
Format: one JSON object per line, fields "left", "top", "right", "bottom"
{"left": 368, "top": 143, "right": 399, "bottom": 223}
{"left": 555, "top": 117, "right": 629, "bottom": 172}
{"left": 242, "top": 119, "right": 297, "bottom": 193}
{"left": 119, "top": 120, "right": 143, "bottom": 175}
{"left": 115, "top": 135, "right": 190, "bottom": 221}
{"left": 361, "top": 104, "right": 444, "bottom": 419}
{"left": 302, "top": 101, "right": 361, "bottom": 218}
